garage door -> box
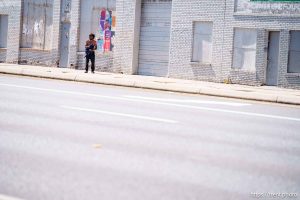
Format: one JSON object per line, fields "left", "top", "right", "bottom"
{"left": 138, "top": 0, "right": 172, "bottom": 77}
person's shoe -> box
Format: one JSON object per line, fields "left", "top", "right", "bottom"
{"left": 85, "top": 71, "right": 88, "bottom": 73}
{"left": 92, "top": 71, "right": 95, "bottom": 74}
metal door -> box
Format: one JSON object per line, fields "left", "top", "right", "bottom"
{"left": 138, "top": 0, "right": 172, "bottom": 77}
{"left": 0, "top": 15, "right": 8, "bottom": 48}
{"left": 59, "top": 23, "right": 71, "bottom": 68}
{"left": 266, "top": 31, "right": 280, "bottom": 86}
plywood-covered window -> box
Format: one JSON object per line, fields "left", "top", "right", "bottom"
{"left": 288, "top": 31, "right": 300, "bottom": 73}
{"left": 21, "top": 0, "right": 53, "bottom": 50}
{"left": 232, "top": 28, "right": 257, "bottom": 71}
{"left": 192, "top": 22, "right": 213, "bottom": 64}
{"left": 0, "top": 15, "right": 8, "bottom": 48}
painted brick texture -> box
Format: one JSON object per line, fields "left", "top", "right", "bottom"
{"left": 168, "top": 0, "right": 300, "bottom": 89}
{"left": 18, "top": 0, "right": 61, "bottom": 67}
{"left": 0, "top": 0, "right": 22, "bottom": 63}
{"left": 113, "top": 0, "right": 141, "bottom": 74}
{"left": 225, "top": 1, "right": 300, "bottom": 89}
{"left": 169, "top": 0, "right": 226, "bottom": 82}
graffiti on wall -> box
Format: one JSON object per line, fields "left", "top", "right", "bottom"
{"left": 61, "top": 0, "right": 72, "bottom": 22}
{"left": 63, "top": 0, "right": 71, "bottom": 13}
{"left": 236, "top": 0, "right": 300, "bottom": 14}
{"left": 97, "top": 8, "right": 116, "bottom": 53}
{"left": 21, "top": 0, "right": 53, "bottom": 50}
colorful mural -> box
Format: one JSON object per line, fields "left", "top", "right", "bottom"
{"left": 97, "top": 8, "right": 115, "bottom": 53}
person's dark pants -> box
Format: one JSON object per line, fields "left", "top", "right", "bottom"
{"left": 85, "top": 54, "right": 95, "bottom": 72}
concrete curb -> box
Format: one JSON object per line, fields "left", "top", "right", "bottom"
{"left": 1, "top": 65, "right": 300, "bottom": 105}
{"left": 75, "top": 74, "right": 136, "bottom": 87}
{"left": 199, "top": 88, "right": 279, "bottom": 103}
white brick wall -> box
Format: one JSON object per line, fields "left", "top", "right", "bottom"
{"left": 77, "top": 52, "right": 114, "bottom": 72}
{"left": 0, "top": 0, "right": 21, "bottom": 63}
{"left": 168, "top": 0, "right": 226, "bottom": 82}
{"left": 167, "top": 0, "right": 300, "bottom": 89}
{"left": 113, "top": 0, "right": 141, "bottom": 74}
{"left": 68, "top": 0, "right": 80, "bottom": 68}
{"left": 0, "top": 48, "right": 6, "bottom": 62}
{"left": 225, "top": 1, "right": 300, "bottom": 89}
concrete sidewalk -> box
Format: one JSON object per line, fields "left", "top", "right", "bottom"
{"left": 1, "top": 63, "right": 300, "bottom": 105}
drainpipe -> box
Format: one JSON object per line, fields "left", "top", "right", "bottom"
{"left": 43, "top": 0, "right": 47, "bottom": 50}
{"left": 220, "top": 0, "right": 228, "bottom": 83}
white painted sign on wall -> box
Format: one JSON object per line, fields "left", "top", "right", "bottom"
{"left": 236, "top": 0, "right": 300, "bottom": 15}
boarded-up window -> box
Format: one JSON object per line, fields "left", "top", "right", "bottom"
{"left": 288, "top": 31, "right": 300, "bottom": 73}
{"left": 0, "top": 15, "right": 8, "bottom": 48}
{"left": 232, "top": 28, "right": 257, "bottom": 71}
{"left": 192, "top": 22, "right": 213, "bottom": 63}
{"left": 21, "top": 0, "right": 53, "bottom": 50}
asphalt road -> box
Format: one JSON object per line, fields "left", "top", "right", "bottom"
{"left": 0, "top": 75, "right": 299, "bottom": 200}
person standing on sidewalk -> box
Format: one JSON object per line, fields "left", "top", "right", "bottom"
{"left": 85, "top": 33, "right": 97, "bottom": 73}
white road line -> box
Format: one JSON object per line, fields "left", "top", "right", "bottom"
{"left": 62, "top": 106, "right": 178, "bottom": 124}
{"left": 1, "top": 83, "right": 300, "bottom": 122}
{"left": 123, "top": 95, "right": 251, "bottom": 107}
{"left": 0, "top": 194, "right": 24, "bottom": 200}
{"left": 0, "top": 83, "right": 175, "bottom": 103}
{"left": 187, "top": 105, "right": 300, "bottom": 122}
{"left": 0, "top": 83, "right": 248, "bottom": 106}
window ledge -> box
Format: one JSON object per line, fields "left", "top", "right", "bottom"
{"left": 190, "top": 62, "right": 212, "bottom": 67}
{"left": 286, "top": 73, "right": 300, "bottom": 78}
{"left": 0, "top": 48, "right": 7, "bottom": 51}
{"left": 20, "top": 48, "right": 51, "bottom": 53}
{"left": 231, "top": 68, "right": 256, "bottom": 73}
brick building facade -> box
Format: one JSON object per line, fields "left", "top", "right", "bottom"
{"left": 116, "top": 0, "right": 300, "bottom": 89}
{"left": 0, "top": 0, "right": 299, "bottom": 89}
{"left": 0, "top": 0, "right": 22, "bottom": 63}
